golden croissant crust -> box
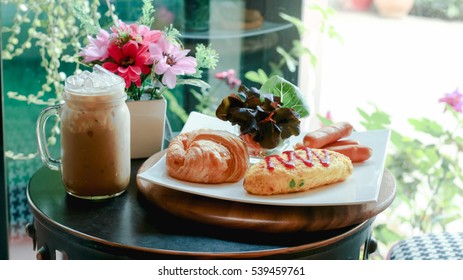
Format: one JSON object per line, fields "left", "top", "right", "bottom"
{"left": 243, "top": 148, "right": 353, "bottom": 195}
{"left": 166, "top": 129, "right": 249, "bottom": 183}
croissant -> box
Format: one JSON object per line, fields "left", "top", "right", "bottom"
{"left": 243, "top": 148, "right": 353, "bottom": 195}
{"left": 166, "top": 129, "right": 249, "bottom": 183}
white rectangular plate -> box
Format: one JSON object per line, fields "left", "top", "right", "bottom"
{"left": 138, "top": 112, "right": 391, "bottom": 206}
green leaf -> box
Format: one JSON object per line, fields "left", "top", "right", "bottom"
{"left": 215, "top": 85, "right": 301, "bottom": 149}
{"left": 357, "top": 108, "right": 370, "bottom": 121}
{"left": 423, "top": 147, "right": 439, "bottom": 165}
{"left": 244, "top": 69, "right": 268, "bottom": 85}
{"left": 308, "top": 52, "right": 318, "bottom": 67}
{"left": 71, "top": 3, "right": 101, "bottom": 35}
{"left": 260, "top": 76, "right": 310, "bottom": 118}
{"left": 373, "top": 224, "right": 404, "bottom": 245}
{"left": 176, "top": 78, "right": 210, "bottom": 89}
{"left": 138, "top": 0, "right": 156, "bottom": 27}
{"left": 279, "top": 12, "right": 306, "bottom": 35}
{"left": 309, "top": 4, "right": 329, "bottom": 21}
{"left": 276, "top": 47, "right": 298, "bottom": 72}
{"left": 408, "top": 118, "right": 444, "bottom": 137}
{"left": 268, "top": 62, "right": 284, "bottom": 77}
{"left": 194, "top": 44, "right": 219, "bottom": 70}
{"left": 327, "top": 25, "right": 343, "bottom": 43}
{"left": 272, "top": 107, "right": 301, "bottom": 139}
{"left": 244, "top": 71, "right": 261, "bottom": 84}
{"left": 432, "top": 212, "right": 461, "bottom": 226}
{"left": 389, "top": 130, "right": 404, "bottom": 147}
{"left": 257, "top": 69, "right": 269, "bottom": 82}
{"left": 190, "top": 88, "right": 203, "bottom": 102}
{"left": 163, "top": 90, "right": 189, "bottom": 123}
{"left": 291, "top": 40, "right": 311, "bottom": 57}
{"left": 357, "top": 105, "right": 392, "bottom": 130}
{"left": 316, "top": 113, "right": 333, "bottom": 126}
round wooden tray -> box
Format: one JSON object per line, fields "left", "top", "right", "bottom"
{"left": 137, "top": 151, "right": 396, "bottom": 233}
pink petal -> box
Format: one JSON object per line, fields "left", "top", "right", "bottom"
{"left": 148, "top": 44, "right": 164, "bottom": 63}
{"left": 169, "top": 65, "right": 184, "bottom": 75}
{"left": 162, "top": 70, "right": 177, "bottom": 88}
{"left": 175, "top": 58, "right": 197, "bottom": 74}
{"left": 122, "top": 41, "right": 139, "bottom": 58}
{"left": 128, "top": 66, "right": 142, "bottom": 78}
{"left": 176, "top": 49, "right": 191, "bottom": 59}
{"left": 118, "top": 66, "right": 129, "bottom": 74}
{"left": 128, "top": 67, "right": 142, "bottom": 86}
{"left": 116, "top": 71, "right": 131, "bottom": 88}
{"left": 155, "top": 61, "right": 169, "bottom": 75}
{"left": 103, "top": 62, "right": 119, "bottom": 73}
{"left": 139, "top": 64, "right": 151, "bottom": 75}
{"left": 215, "top": 71, "right": 228, "bottom": 79}
{"left": 107, "top": 43, "right": 123, "bottom": 63}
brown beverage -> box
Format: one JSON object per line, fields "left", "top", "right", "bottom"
{"left": 37, "top": 66, "right": 131, "bottom": 199}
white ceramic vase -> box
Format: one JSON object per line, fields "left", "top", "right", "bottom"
{"left": 126, "top": 98, "right": 167, "bottom": 159}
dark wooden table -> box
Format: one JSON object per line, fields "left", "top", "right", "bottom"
{"left": 26, "top": 155, "right": 395, "bottom": 260}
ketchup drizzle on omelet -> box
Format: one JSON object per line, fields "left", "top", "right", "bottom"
{"left": 264, "top": 147, "right": 330, "bottom": 171}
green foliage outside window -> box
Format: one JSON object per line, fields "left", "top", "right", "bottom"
{"left": 319, "top": 101, "right": 463, "bottom": 259}
{"left": 245, "top": 3, "right": 342, "bottom": 86}
{"left": 412, "top": 0, "right": 463, "bottom": 20}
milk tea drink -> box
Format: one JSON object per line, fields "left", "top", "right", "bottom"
{"left": 36, "top": 66, "right": 131, "bottom": 199}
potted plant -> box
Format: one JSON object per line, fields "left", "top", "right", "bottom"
{"left": 77, "top": 1, "right": 219, "bottom": 158}
{"left": 374, "top": 0, "right": 415, "bottom": 18}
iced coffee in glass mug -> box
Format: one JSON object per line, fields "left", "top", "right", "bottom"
{"left": 36, "top": 65, "right": 131, "bottom": 199}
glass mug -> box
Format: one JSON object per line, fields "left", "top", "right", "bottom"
{"left": 36, "top": 66, "right": 131, "bottom": 199}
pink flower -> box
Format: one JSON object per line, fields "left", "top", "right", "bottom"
{"left": 137, "top": 25, "right": 162, "bottom": 45}
{"left": 102, "top": 40, "right": 151, "bottom": 88}
{"left": 325, "top": 110, "right": 333, "bottom": 121}
{"left": 158, "top": 6, "right": 175, "bottom": 24}
{"left": 439, "top": 88, "right": 463, "bottom": 112}
{"left": 110, "top": 20, "right": 135, "bottom": 39}
{"left": 79, "top": 29, "right": 111, "bottom": 63}
{"left": 148, "top": 36, "right": 197, "bottom": 88}
{"left": 111, "top": 20, "right": 161, "bottom": 46}
{"left": 215, "top": 69, "right": 241, "bottom": 89}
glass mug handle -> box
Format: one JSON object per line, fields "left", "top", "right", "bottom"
{"left": 36, "top": 104, "right": 62, "bottom": 171}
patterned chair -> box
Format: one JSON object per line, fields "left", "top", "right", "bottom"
{"left": 386, "top": 232, "right": 463, "bottom": 260}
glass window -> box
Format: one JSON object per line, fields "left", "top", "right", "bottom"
{"left": 1, "top": 0, "right": 462, "bottom": 260}
{"left": 319, "top": 0, "right": 463, "bottom": 258}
